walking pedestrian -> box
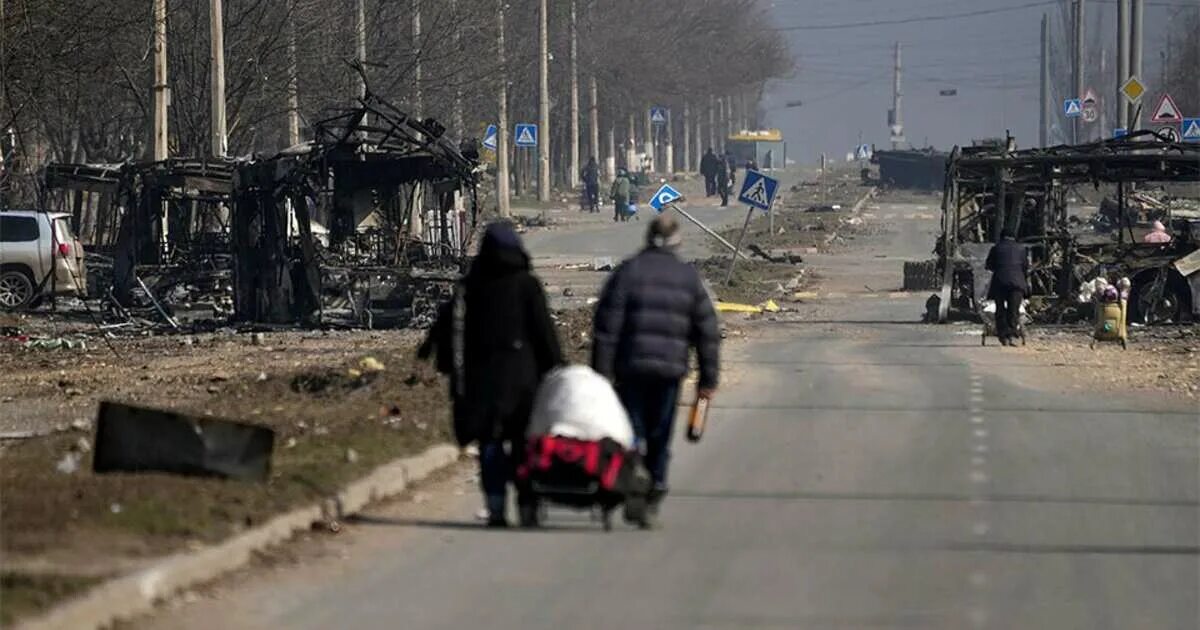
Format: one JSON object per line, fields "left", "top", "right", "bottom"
{"left": 700, "top": 148, "right": 719, "bottom": 197}
{"left": 724, "top": 149, "right": 738, "bottom": 189}
{"left": 610, "top": 167, "right": 634, "bottom": 222}
{"left": 581, "top": 157, "right": 601, "bottom": 213}
{"left": 985, "top": 228, "right": 1029, "bottom": 347}
{"left": 715, "top": 156, "right": 731, "bottom": 207}
{"left": 592, "top": 214, "right": 721, "bottom": 527}
{"left": 419, "top": 222, "right": 564, "bottom": 527}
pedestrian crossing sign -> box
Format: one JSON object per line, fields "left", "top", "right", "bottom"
{"left": 482, "top": 125, "right": 498, "bottom": 151}
{"left": 1183, "top": 119, "right": 1200, "bottom": 142}
{"left": 650, "top": 107, "right": 668, "bottom": 126}
{"left": 855, "top": 144, "right": 871, "bottom": 160}
{"left": 738, "top": 170, "right": 779, "bottom": 212}
{"left": 1063, "top": 99, "right": 1083, "bottom": 118}
{"left": 514, "top": 123, "right": 538, "bottom": 147}
{"left": 649, "top": 183, "right": 683, "bottom": 212}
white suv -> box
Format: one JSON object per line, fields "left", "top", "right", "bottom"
{"left": 0, "top": 210, "right": 87, "bottom": 309}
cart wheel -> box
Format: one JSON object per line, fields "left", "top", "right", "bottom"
{"left": 519, "top": 502, "right": 540, "bottom": 528}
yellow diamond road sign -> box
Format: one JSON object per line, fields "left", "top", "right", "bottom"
{"left": 1121, "top": 76, "right": 1146, "bottom": 104}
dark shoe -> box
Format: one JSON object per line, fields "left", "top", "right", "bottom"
{"left": 486, "top": 515, "right": 509, "bottom": 528}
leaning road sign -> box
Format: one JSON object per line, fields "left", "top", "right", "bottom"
{"left": 649, "top": 183, "right": 683, "bottom": 212}
{"left": 482, "top": 124, "right": 498, "bottom": 151}
{"left": 1121, "top": 76, "right": 1146, "bottom": 104}
{"left": 1151, "top": 93, "right": 1183, "bottom": 123}
{"left": 1063, "top": 99, "right": 1083, "bottom": 118}
{"left": 649, "top": 107, "right": 668, "bottom": 126}
{"left": 738, "top": 170, "right": 780, "bottom": 212}
{"left": 514, "top": 123, "right": 538, "bottom": 147}
{"left": 1183, "top": 118, "right": 1200, "bottom": 142}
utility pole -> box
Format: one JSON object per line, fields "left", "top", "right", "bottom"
{"left": 1130, "top": 0, "right": 1143, "bottom": 130}
{"left": 537, "top": 0, "right": 550, "bottom": 202}
{"left": 568, "top": 0, "right": 580, "bottom": 189}
{"left": 694, "top": 108, "right": 702, "bottom": 170}
{"left": 355, "top": 0, "right": 367, "bottom": 98}
{"left": 209, "top": 0, "right": 227, "bottom": 157}
{"left": 285, "top": 0, "right": 300, "bottom": 147}
{"left": 891, "top": 42, "right": 904, "bottom": 150}
{"left": 1072, "top": 0, "right": 1084, "bottom": 143}
{"left": 496, "top": 0, "right": 510, "bottom": 217}
{"left": 1118, "top": 0, "right": 1130, "bottom": 132}
{"left": 412, "top": 0, "right": 422, "bottom": 116}
{"left": 1040, "top": 14, "right": 1050, "bottom": 147}
{"left": 153, "top": 0, "right": 169, "bottom": 161}
{"left": 626, "top": 113, "right": 636, "bottom": 171}
{"left": 588, "top": 77, "right": 600, "bottom": 176}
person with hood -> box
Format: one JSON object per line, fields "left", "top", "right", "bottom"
{"left": 419, "top": 222, "right": 563, "bottom": 527}
{"left": 581, "top": 156, "right": 601, "bottom": 213}
{"left": 985, "top": 227, "right": 1029, "bottom": 346}
{"left": 700, "top": 148, "right": 719, "bottom": 197}
{"left": 610, "top": 167, "right": 634, "bottom": 222}
{"left": 1143, "top": 220, "right": 1172, "bottom": 244}
{"left": 592, "top": 214, "right": 721, "bottom": 527}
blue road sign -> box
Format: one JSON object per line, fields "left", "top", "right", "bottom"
{"left": 855, "top": 144, "right": 871, "bottom": 160}
{"left": 482, "top": 124, "right": 498, "bottom": 151}
{"left": 650, "top": 107, "right": 668, "bottom": 126}
{"left": 738, "top": 170, "right": 780, "bottom": 212}
{"left": 1113, "top": 128, "right": 1129, "bottom": 139}
{"left": 514, "top": 123, "right": 538, "bottom": 147}
{"left": 1063, "top": 99, "right": 1083, "bottom": 118}
{"left": 649, "top": 183, "right": 683, "bottom": 212}
{"left": 1183, "top": 118, "right": 1200, "bottom": 142}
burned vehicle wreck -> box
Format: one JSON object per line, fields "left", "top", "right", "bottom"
{"left": 231, "top": 97, "right": 480, "bottom": 327}
{"left": 40, "top": 96, "right": 480, "bottom": 329}
{"left": 935, "top": 132, "right": 1200, "bottom": 324}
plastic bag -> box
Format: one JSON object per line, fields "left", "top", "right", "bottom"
{"left": 624, "top": 203, "right": 639, "bottom": 216}
{"left": 528, "top": 365, "right": 634, "bottom": 449}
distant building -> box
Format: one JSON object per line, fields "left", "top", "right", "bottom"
{"left": 725, "top": 129, "right": 787, "bottom": 170}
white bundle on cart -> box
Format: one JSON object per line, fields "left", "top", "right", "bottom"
{"left": 527, "top": 365, "right": 635, "bottom": 449}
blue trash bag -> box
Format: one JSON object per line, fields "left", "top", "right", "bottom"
{"left": 624, "top": 203, "right": 638, "bottom": 216}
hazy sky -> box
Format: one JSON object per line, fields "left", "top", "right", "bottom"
{"left": 761, "top": 0, "right": 1183, "bottom": 162}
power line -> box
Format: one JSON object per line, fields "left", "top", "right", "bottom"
{"left": 772, "top": 1, "right": 1057, "bottom": 31}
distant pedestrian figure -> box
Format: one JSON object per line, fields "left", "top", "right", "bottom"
{"left": 1143, "top": 220, "right": 1172, "bottom": 244}
{"left": 985, "top": 228, "right": 1028, "bottom": 347}
{"left": 581, "top": 157, "right": 601, "bottom": 213}
{"left": 419, "top": 222, "right": 563, "bottom": 527}
{"left": 700, "top": 148, "right": 719, "bottom": 197}
{"left": 724, "top": 150, "right": 738, "bottom": 189}
{"left": 592, "top": 214, "right": 721, "bottom": 527}
{"left": 715, "top": 155, "right": 731, "bottom": 207}
{"left": 610, "top": 167, "right": 634, "bottom": 222}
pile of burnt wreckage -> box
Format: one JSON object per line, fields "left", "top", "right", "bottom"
{"left": 931, "top": 131, "right": 1200, "bottom": 324}
{"left": 40, "top": 94, "right": 482, "bottom": 331}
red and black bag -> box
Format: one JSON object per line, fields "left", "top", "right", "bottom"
{"left": 517, "top": 436, "right": 649, "bottom": 507}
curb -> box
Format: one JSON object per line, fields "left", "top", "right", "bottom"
{"left": 17, "top": 443, "right": 462, "bottom": 630}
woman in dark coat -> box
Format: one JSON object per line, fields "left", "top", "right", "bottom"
{"left": 419, "top": 222, "right": 563, "bottom": 526}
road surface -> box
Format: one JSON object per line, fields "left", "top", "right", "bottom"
{"left": 139, "top": 201, "right": 1199, "bottom": 630}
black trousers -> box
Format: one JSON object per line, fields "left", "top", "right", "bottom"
{"left": 994, "top": 289, "right": 1023, "bottom": 340}
{"left": 704, "top": 175, "right": 716, "bottom": 196}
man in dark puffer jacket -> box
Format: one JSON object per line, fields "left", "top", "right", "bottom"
{"left": 592, "top": 214, "right": 720, "bottom": 525}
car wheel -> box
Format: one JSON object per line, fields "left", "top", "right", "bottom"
{"left": 0, "top": 270, "right": 35, "bottom": 310}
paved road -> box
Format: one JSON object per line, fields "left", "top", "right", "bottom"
{"left": 141, "top": 201, "right": 1199, "bottom": 630}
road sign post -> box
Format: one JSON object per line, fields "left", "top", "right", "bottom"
{"left": 724, "top": 170, "right": 781, "bottom": 285}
